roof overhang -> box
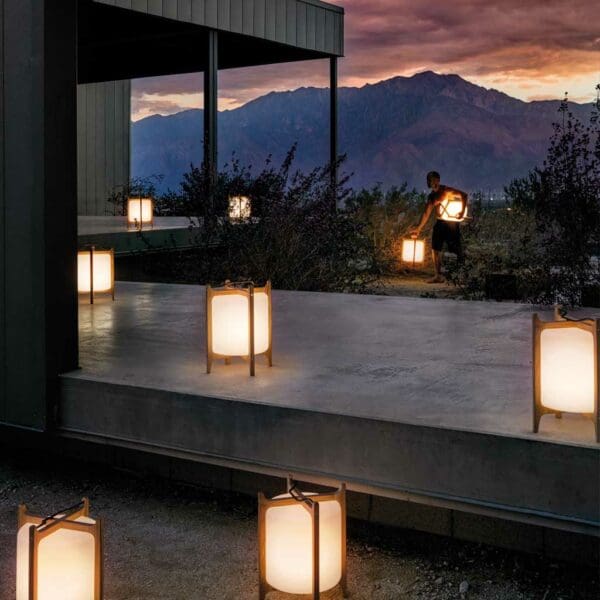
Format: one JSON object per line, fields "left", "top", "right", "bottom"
{"left": 79, "top": 0, "right": 344, "bottom": 83}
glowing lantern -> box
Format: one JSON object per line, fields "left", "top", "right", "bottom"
{"left": 17, "top": 498, "right": 103, "bottom": 600}
{"left": 206, "top": 280, "right": 272, "bottom": 376}
{"left": 78, "top": 247, "right": 115, "bottom": 304}
{"left": 401, "top": 238, "right": 425, "bottom": 267}
{"left": 127, "top": 197, "right": 154, "bottom": 230}
{"left": 438, "top": 193, "right": 468, "bottom": 222}
{"left": 229, "top": 196, "right": 251, "bottom": 222}
{"left": 258, "top": 481, "right": 346, "bottom": 599}
{"left": 533, "top": 312, "right": 599, "bottom": 442}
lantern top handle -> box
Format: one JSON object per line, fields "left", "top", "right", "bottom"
{"left": 35, "top": 498, "right": 89, "bottom": 533}
{"left": 554, "top": 304, "right": 595, "bottom": 324}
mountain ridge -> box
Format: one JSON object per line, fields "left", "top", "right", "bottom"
{"left": 132, "top": 71, "right": 593, "bottom": 193}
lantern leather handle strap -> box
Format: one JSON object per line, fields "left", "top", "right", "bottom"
{"left": 288, "top": 481, "right": 315, "bottom": 510}
{"left": 222, "top": 279, "right": 255, "bottom": 289}
{"left": 555, "top": 305, "right": 594, "bottom": 324}
{"left": 37, "top": 499, "right": 86, "bottom": 531}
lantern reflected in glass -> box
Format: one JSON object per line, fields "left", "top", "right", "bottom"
{"left": 401, "top": 239, "right": 425, "bottom": 267}
{"left": 438, "top": 194, "right": 468, "bottom": 222}
{"left": 78, "top": 247, "right": 115, "bottom": 304}
{"left": 206, "top": 280, "right": 272, "bottom": 376}
{"left": 533, "top": 312, "right": 599, "bottom": 442}
{"left": 17, "top": 498, "right": 102, "bottom": 600}
{"left": 229, "top": 196, "right": 251, "bottom": 222}
{"left": 258, "top": 481, "right": 346, "bottom": 600}
{"left": 127, "top": 197, "right": 154, "bottom": 230}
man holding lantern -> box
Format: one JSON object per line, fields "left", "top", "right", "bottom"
{"left": 410, "top": 171, "right": 468, "bottom": 283}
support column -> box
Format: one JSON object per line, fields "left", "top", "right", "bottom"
{"left": 330, "top": 57, "right": 338, "bottom": 212}
{"left": 1, "top": 0, "right": 79, "bottom": 429}
{"left": 204, "top": 30, "right": 218, "bottom": 213}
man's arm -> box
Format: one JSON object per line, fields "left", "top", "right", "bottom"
{"left": 410, "top": 202, "right": 434, "bottom": 238}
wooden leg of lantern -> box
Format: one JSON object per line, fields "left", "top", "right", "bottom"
{"left": 224, "top": 357, "right": 231, "bottom": 365}
{"left": 340, "top": 485, "right": 348, "bottom": 596}
{"left": 206, "top": 287, "right": 212, "bottom": 374}
{"left": 28, "top": 525, "right": 35, "bottom": 600}
{"left": 96, "top": 518, "right": 103, "bottom": 600}
{"left": 257, "top": 494, "right": 272, "bottom": 600}
{"left": 89, "top": 246, "right": 94, "bottom": 305}
{"left": 312, "top": 501, "right": 320, "bottom": 600}
{"left": 555, "top": 411, "right": 563, "bottom": 419}
{"left": 249, "top": 284, "right": 256, "bottom": 377}
{"left": 267, "top": 281, "right": 273, "bottom": 367}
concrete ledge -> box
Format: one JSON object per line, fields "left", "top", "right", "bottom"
{"left": 3, "top": 425, "right": 598, "bottom": 566}
{"left": 58, "top": 378, "right": 600, "bottom": 532}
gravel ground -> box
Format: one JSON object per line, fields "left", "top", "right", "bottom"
{"left": 0, "top": 453, "right": 597, "bottom": 600}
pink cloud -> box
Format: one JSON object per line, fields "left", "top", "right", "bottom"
{"left": 131, "top": 0, "right": 600, "bottom": 119}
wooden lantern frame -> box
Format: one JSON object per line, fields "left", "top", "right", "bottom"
{"left": 127, "top": 196, "right": 154, "bottom": 230}
{"left": 437, "top": 194, "right": 468, "bottom": 222}
{"left": 206, "top": 280, "right": 273, "bottom": 376}
{"left": 258, "top": 480, "right": 347, "bottom": 600}
{"left": 18, "top": 498, "right": 103, "bottom": 600}
{"left": 533, "top": 313, "right": 600, "bottom": 442}
{"left": 78, "top": 246, "right": 115, "bottom": 305}
{"left": 401, "top": 238, "right": 425, "bottom": 269}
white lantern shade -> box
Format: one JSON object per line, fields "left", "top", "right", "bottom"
{"left": 402, "top": 239, "right": 425, "bottom": 265}
{"left": 17, "top": 501, "right": 101, "bottom": 600}
{"left": 229, "top": 196, "right": 251, "bottom": 221}
{"left": 438, "top": 195, "right": 468, "bottom": 222}
{"left": 127, "top": 198, "right": 153, "bottom": 226}
{"left": 540, "top": 327, "right": 595, "bottom": 413}
{"left": 78, "top": 250, "right": 113, "bottom": 294}
{"left": 211, "top": 290, "right": 269, "bottom": 356}
{"left": 265, "top": 493, "right": 342, "bottom": 595}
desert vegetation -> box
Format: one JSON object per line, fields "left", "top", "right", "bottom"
{"left": 121, "top": 87, "right": 599, "bottom": 306}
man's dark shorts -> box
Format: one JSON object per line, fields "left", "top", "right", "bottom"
{"left": 432, "top": 220, "right": 462, "bottom": 255}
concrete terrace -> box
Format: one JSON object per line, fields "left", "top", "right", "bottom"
{"left": 59, "top": 283, "right": 600, "bottom": 534}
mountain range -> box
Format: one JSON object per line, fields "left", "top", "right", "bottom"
{"left": 132, "top": 71, "right": 593, "bottom": 194}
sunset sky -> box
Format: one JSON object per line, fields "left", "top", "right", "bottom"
{"left": 132, "top": 0, "right": 600, "bottom": 121}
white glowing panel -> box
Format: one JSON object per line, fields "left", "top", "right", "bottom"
{"left": 78, "top": 252, "right": 113, "bottom": 293}
{"left": 229, "top": 196, "right": 251, "bottom": 220}
{"left": 211, "top": 291, "right": 269, "bottom": 356}
{"left": 17, "top": 517, "right": 96, "bottom": 600}
{"left": 127, "top": 198, "right": 153, "bottom": 225}
{"left": 265, "top": 494, "right": 342, "bottom": 595}
{"left": 438, "top": 197, "right": 468, "bottom": 222}
{"left": 540, "top": 327, "right": 595, "bottom": 413}
{"left": 402, "top": 239, "right": 425, "bottom": 264}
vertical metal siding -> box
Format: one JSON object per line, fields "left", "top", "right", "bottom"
{"left": 286, "top": 0, "right": 296, "bottom": 46}
{"left": 163, "top": 0, "right": 178, "bottom": 19}
{"left": 191, "top": 0, "right": 205, "bottom": 24}
{"left": 217, "top": 0, "right": 230, "bottom": 29}
{"left": 253, "top": 0, "right": 265, "bottom": 37}
{"left": 205, "top": 0, "right": 218, "bottom": 26}
{"left": 296, "top": 1, "right": 306, "bottom": 48}
{"left": 178, "top": 0, "right": 192, "bottom": 21}
{"left": 242, "top": 0, "right": 254, "bottom": 35}
{"left": 265, "top": 0, "right": 276, "bottom": 40}
{"left": 230, "top": 0, "right": 242, "bottom": 32}
{"left": 77, "top": 80, "right": 131, "bottom": 215}
{"left": 91, "top": 0, "right": 344, "bottom": 56}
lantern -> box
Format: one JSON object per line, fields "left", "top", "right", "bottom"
{"left": 206, "top": 280, "right": 272, "bottom": 376}
{"left": 78, "top": 247, "right": 115, "bottom": 304}
{"left": 258, "top": 481, "right": 346, "bottom": 600}
{"left": 533, "top": 312, "right": 599, "bottom": 442}
{"left": 17, "top": 498, "right": 102, "bottom": 600}
{"left": 229, "top": 196, "right": 251, "bottom": 222}
{"left": 437, "top": 193, "right": 468, "bottom": 222}
{"left": 401, "top": 238, "right": 425, "bottom": 268}
{"left": 127, "top": 197, "right": 154, "bottom": 230}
